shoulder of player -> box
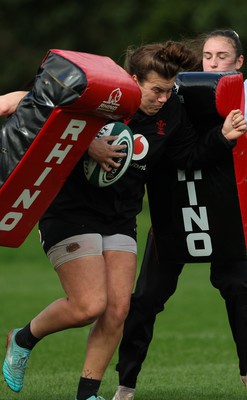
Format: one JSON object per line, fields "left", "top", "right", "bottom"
{"left": 158, "top": 92, "right": 183, "bottom": 118}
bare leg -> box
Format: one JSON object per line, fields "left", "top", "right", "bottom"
{"left": 30, "top": 255, "right": 107, "bottom": 339}
{"left": 81, "top": 250, "right": 137, "bottom": 380}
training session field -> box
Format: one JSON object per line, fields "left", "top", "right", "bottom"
{"left": 1, "top": 198, "right": 246, "bottom": 400}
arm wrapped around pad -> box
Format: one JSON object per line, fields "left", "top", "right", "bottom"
{"left": 150, "top": 71, "right": 247, "bottom": 262}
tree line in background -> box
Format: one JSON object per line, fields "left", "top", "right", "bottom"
{"left": 0, "top": 0, "right": 246, "bottom": 93}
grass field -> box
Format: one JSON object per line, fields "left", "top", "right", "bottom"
{"left": 1, "top": 198, "right": 247, "bottom": 400}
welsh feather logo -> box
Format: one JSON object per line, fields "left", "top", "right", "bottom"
{"left": 156, "top": 120, "right": 166, "bottom": 135}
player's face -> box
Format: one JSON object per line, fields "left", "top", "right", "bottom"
{"left": 202, "top": 36, "right": 244, "bottom": 72}
{"left": 135, "top": 71, "right": 175, "bottom": 116}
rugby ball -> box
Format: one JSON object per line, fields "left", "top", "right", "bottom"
{"left": 83, "top": 121, "right": 133, "bottom": 187}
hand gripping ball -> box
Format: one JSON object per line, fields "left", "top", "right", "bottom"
{"left": 83, "top": 121, "right": 133, "bottom": 187}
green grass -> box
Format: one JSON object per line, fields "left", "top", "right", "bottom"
{"left": 0, "top": 198, "right": 247, "bottom": 399}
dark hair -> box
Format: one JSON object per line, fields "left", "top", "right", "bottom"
{"left": 124, "top": 41, "right": 201, "bottom": 82}
{"left": 181, "top": 29, "right": 244, "bottom": 71}
{"left": 204, "top": 29, "right": 243, "bottom": 57}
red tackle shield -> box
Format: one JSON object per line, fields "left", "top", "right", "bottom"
{"left": 0, "top": 50, "right": 141, "bottom": 247}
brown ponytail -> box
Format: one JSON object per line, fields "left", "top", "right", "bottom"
{"left": 124, "top": 40, "right": 201, "bottom": 82}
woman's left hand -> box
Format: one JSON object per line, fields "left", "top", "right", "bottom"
{"left": 222, "top": 109, "right": 247, "bottom": 140}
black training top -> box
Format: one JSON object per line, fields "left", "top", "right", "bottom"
{"left": 39, "top": 92, "right": 233, "bottom": 252}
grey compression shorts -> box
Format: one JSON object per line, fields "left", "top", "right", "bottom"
{"left": 47, "top": 233, "right": 137, "bottom": 270}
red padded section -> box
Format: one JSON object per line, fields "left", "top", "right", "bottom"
{"left": 0, "top": 112, "right": 106, "bottom": 247}
{"left": 232, "top": 85, "right": 247, "bottom": 245}
{"left": 216, "top": 73, "right": 243, "bottom": 117}
{"left": 0, "top": 50, "right": 141, "bottom": 247}
{"left": 44, "top": 50, "right": 141, "bottom": 119}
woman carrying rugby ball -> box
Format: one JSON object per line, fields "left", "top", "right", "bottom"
{"left": 2, "top": 40, "right": 246, "bottom": 400}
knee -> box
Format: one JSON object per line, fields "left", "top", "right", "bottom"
{"left": 211, "top": 261, "right": 247, "bottom": 296}
{"left": 211, "top": 273, "right": 247, "bottom": 297}
{"left": 84, "top": 300, "right": 107, "bottom": 321}
{"left": 70, "top": 294, "right": 107, "bottom": 325}
{"left": 108, "top": 302, "right": 131, "bottom": 328}
{"left": 132, "top": 289, "right": 168, "bottom": 315}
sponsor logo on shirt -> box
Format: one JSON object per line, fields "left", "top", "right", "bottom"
{"left": 130, "top": 134, "right": 149, "bottom": 170}
{"left": 132, "top": 134, "right": 149, "bottom": 160}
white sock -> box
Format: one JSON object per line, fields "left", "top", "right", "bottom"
{"left": 118, "top": 385, "right": 135, "bottom": 394}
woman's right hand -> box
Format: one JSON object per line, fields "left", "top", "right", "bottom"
{"left": 88, "top": 135, "right": 127, "bottom": 171}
